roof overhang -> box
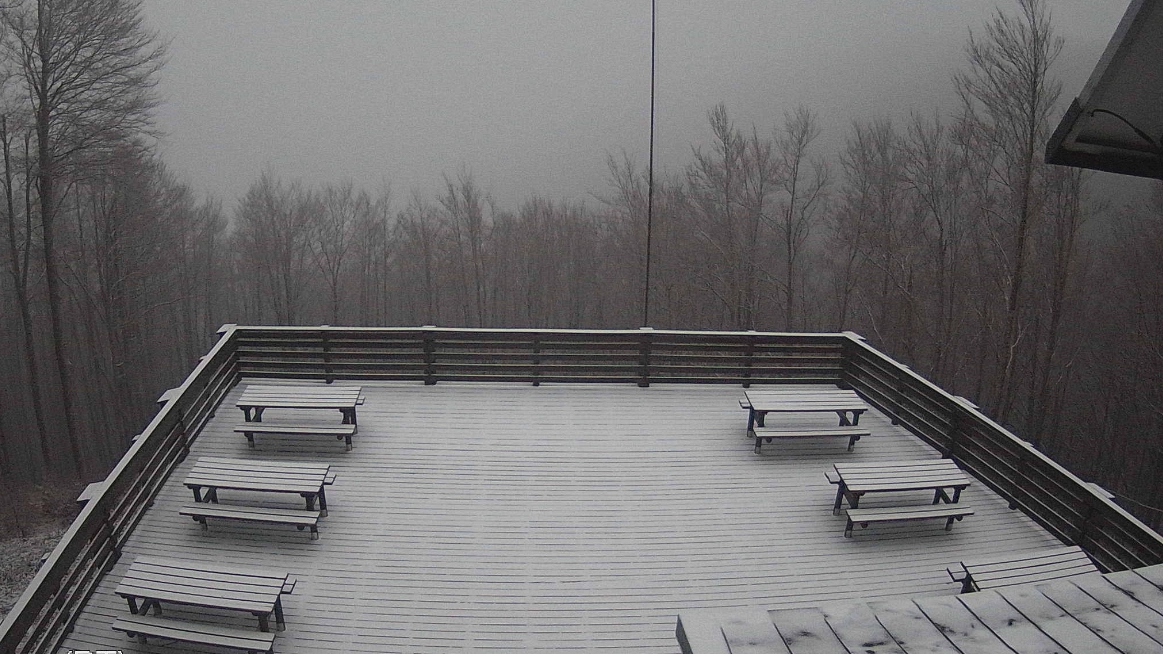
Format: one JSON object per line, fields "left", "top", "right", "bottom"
{"left": 1046, "top": 0, "right": 1163, "bottom": 179}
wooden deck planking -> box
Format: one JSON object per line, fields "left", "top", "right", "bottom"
{"left": 61, "top": 381, "right": 1063, "bottom": 653}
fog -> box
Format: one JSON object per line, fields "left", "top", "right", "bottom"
{"left": 141, "top": 1, "right": 1127, "bottom": 210}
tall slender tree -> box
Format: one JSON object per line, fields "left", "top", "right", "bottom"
{"left": 2, "top": 0, "right": 164, "bottom": 477}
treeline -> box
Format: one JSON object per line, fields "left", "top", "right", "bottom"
{"left": 2, "top": 0, "right": 1162, "bottom": 528}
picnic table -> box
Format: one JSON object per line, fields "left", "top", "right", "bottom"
{"left": 830, "top": 459, "right": 970, "bottom": 515}
{"left": 743, "top": 387, "right": 869, "bottom": 431}
{"left": 184, "top": 457, "right": 333, "bottom": 515}
{"left": 114, "top": 556, "right": 293, "bottom": 632}
{"left": 236, "top": 384, "right": 364, "bottom": 426}
{"left": 949, "top": 545, "right": 1100, "bottom": 593}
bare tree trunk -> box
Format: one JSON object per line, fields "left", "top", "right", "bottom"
{"left": 1, "top": 116, "right": 49, "bottom": 479}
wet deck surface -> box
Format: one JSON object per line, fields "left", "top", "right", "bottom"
{"left": 61, "top": 381, "right": 1062, "bottom": 653}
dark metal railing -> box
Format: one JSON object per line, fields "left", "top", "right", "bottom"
{"left": 2, "top": 326, "right": 1160, "bottom": 652}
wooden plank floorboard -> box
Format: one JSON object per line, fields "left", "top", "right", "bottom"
{"left": 61, "top": 381, "right": 1062, "bottom": 653}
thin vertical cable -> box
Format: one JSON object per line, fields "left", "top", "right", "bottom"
{"left": 643, "top": 0, "right": 656, "bottom": 327}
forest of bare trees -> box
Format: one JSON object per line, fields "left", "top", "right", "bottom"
{"left": 2, "top": 0, "right": 1162, "bottom": 529}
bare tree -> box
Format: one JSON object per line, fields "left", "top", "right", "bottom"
{"left": 773, "top": 106, "right": 827, "bottom": 331}
{"left": 311, "top": 181, "right": 364, "bottom": 325}
{"left": 440, "top": 168, "right": 490, "bottom": 327}
{"left": 2, "top": 0, "right": 165, "bottom": 477}
{"left": 0, "top": 114, "right": 49, "bottom": 478}
{"left": 954, "top": 0, "right": 1062, "bottom": 422}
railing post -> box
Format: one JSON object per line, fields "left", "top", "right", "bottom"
{"left": 742, "top": 331, "right": 755, "bottom": 388}
{"left": 423, "top": 327, "right": 436, "bottom": 385}
{"left": 889, "top": 364, "right": 909, "bottom": 426}
{"left": 638, "top": 327, "right": 652, "bottom": 387}
{"left": 532, "top": 336, "right": 541, "bottom": 387}
{"left": 321, "top": 326, "right": 333, "bottom": 384}
{"left": 176, "top": 409, "right": 190, "bottom": 461}
{"left": 838, "top": 332, "right": 866, "bottom": 390}
{"left": 948, "top": 396, "right": 976, "bottom": 461}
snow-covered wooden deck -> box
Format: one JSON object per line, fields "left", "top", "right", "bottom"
{"left": 60, "top": 381, "right": 1063, "bottom": 653}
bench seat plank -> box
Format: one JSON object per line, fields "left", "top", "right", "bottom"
{"left": 233, "top": 422, "right": 357, "bottom": 449}
{"left": 845, "top": 505, "right": 973, "bottom": 537}
{"left": 751, "top": 426, "right": 869, "bottom": 453}
{"left": 1038, "top": 578, "right": 1163, "bottom": 653}
{"left": 956, "top": 590, "right": 1066, "bottom": 654}
{"left": 112, "top": 614, "right": 275, "bottom": 653}
{"left": 821, "top": 602, "right": 906, "bottom": 654}
{"left": 180, "top": 504, "right": 321, "bottom": 539}
{"left": 867, "top": 599, "right": 963, "bottom": 653}
{"left": 910, "top": 595, "right": 1013, "bottom": 653}
{"left": 719, "top": 610, "right": 791, "bottom": 654}
{"left": 997, "top": 585, "right": 1122, "bottom": 653}
{"left": 767, "top": 607, "right": 848, "bottom": 653}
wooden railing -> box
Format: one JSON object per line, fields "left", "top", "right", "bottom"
{"left": 231, "top": 326, "right": 846, "bottom": 386}
{"left": 840, "top": 333, "right": 1163, "bottom": 572}
{"left": 0, "top": 325, "right": 241, "bottom": 654}
{"left": 2, "top": 326, "right": 1160, "bottom": 652}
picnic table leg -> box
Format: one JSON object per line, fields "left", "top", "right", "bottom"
{"left": 208, "top": 488, "right": 219, "bottom": 503}
{"left": 241, "top": 407, "right": 253, "bottom": 421}
{"left": 318, "top": 487, "right": 328, "bottom": 517}
{"left": 254, "top": 407, "right": 265, "bottom": 422}
{"left": 952, "top": 487, "right": 963, "bottom": 503}
{"left": 256, "top": 612, "right": 270, "bottom": 632}
{"left": 274, "top": 598, "right": 286, "bottom": 631}
{"left": 837, "top": 411, "right": 851, "bottom": 426}
{"left": 833, "top": 483, "right": 847, "bottom": 515}
{"left": 746, "top": 408, "right": 756, "bottom": 432}
{"left": 126, "top": 597, "right": 140, "bottom": 615}
{"left": 191, "top": 486, "right": 204, "bottom": 503}
{"left": 852, "top": 409, "right": 864, "bottom": 426}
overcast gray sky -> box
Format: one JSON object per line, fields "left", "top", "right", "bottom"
{"left": 140, "top": 1, "right": 1129, "bottom": 212}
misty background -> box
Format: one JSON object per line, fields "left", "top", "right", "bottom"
{"left": 3, "top": 0, "right": 1163, "bottom": 539}
{"left": 142, "top": 1, "right": 1131, "bottom": 210}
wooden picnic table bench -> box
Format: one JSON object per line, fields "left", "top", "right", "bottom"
{"left": 112, "top": 556, "right": 293, "bottom": 652}
{"left": 235, "top": 421, "right": 358, "bottom": 450}
{"left": 827, "top": 459, "right": 973, "bottom": 536}
{"left": 948, "top": 545, "right": 1100, "bottom": 593}
{"left": 236, "top": 384, "right": 364, "bottom": 425}
{"left": 181, "top": 457, "right": 333, "bottom": 539}
{"left": 742, "top": 388, "right": 871, "bottom": 452}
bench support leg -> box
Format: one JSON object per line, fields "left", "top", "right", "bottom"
{"left": 244, "top": 432, "right": 255, "bottom": 448}
{"left": 310, "top": 525, "right": 319, "bottom": 540}
{"left": 845, "top": 518, "right": 855, "bottom": 538}
{"left": 274, "top": 599, "right": 286, "bottom": 631}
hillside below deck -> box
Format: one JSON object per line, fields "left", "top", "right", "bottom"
{"left": 57, "top": 380, "right": 1072, "bottom": 653}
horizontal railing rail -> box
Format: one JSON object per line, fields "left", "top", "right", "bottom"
{"left": 3, "top": 326, "right": 1160, "bottom": 652}
{"left": 231, "top": 326, "right": 847, "bottom": 386}
{"left": 841, "top": 332, "right": 1163, "bottom": 572}
{"left": 0, "top": 325, "right": 241, "bottom": 653}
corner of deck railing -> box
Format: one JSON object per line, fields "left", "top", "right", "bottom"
{"left": 0, "top": 322, "right": 245, "bottom": 653}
